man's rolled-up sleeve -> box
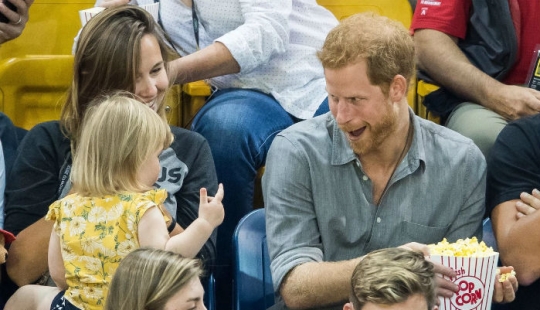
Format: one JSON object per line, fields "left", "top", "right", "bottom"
{"left": 263, "top": 133, "right": 323, "bottom": 291}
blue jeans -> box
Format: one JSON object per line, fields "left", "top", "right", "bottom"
{"left": 191, "top": 88, "right": 328, "bottom": 310}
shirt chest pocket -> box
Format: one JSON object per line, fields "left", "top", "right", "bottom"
{"left": 400, "top": 220, "right": 450, "bottom": 245}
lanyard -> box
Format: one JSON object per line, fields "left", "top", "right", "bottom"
{"left": 154, "top": 0, "right": 200, "bottom": 52}
{"left": 192, "top": 0, "right": 200, "bottom": 50}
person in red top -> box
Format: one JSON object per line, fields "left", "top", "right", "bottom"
{"left": 411, "top": 0, "right": 540, "bottom": 157}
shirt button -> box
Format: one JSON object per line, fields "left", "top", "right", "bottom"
{"left": 377, "top": 217, "right": 381, "bottom": 223}
{"left": 362, "top": 175, "right": 368, "bottom": 181}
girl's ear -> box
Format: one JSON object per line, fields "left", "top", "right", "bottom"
{"left": 343, "top": 302, "right": 355, "bottom": 310}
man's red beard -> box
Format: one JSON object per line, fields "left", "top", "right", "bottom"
{"left": 341, "top": 109, "right": 398, "bottom": 156}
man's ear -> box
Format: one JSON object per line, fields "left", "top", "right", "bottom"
{"left": 343, "top": 302, "right": 355, "bottom": 310}
{"left": 389, "top": 74, "right": 407, "bottom": 102}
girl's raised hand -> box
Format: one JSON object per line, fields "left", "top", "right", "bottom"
{"left": 199, "top": 183, "right": 225, "bottom": 229}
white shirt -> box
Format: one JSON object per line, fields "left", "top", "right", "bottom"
{"left": 159, "top": 0, "right": 338, "bottom": 119}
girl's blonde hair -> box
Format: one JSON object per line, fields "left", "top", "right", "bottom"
{"left": 61, "top": 5, "right": 175, "bottom": 150}
{"left": 105, "top": 247, "right": 204, "bottom": 310}
{"left": 71, "top": 92, "right": 173, "bottom": 196}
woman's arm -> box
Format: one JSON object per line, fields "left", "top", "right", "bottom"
{"left": 6, "top": 218, "right": 53, "bottom": 286}
{"left": 169, "top": 0, "right": 292, "bottom": 84}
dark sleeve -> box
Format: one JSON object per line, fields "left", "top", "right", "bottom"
{"left": 170, "top": 127, "right": 218, "bottom": 268}
{"left": 4, "top": 122, "right": 70, "bottom": 235}
{"left": 0, "top": 112, "right": 27, "bottom": 177}
{"left": 486, "top": 116, "right": 540, "bottom": 217}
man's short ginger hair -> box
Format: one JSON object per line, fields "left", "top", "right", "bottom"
{"left": 350, "top": 248, "right": 436, "bottom": 310}
{"left": 317, "top": 12, "right": 415, "bottom": 96}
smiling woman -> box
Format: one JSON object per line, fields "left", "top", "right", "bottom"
{"left": 62, "top": 4, "right": 173, "bottom": 148}
{"left": 134, "top": 34, "right": 169, "bottom": 111}
{"left": 3, "top": 5, "right": 218, "bottom": 303}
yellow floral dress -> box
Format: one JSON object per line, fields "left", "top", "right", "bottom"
{"left": 45, "top": 189, "right": 168, "bottom": 310}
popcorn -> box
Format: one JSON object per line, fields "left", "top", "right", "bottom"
{"left": 428, "top": 237, "right": 499, "bottom": 310}
{"left": 498, "top": 269, "right": 516, "bottom": 283}
{"left": 429, "top": 237, "right": 495, "bottom": 257}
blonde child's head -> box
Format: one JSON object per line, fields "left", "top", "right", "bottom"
{"left": 71, "top": 92, "right": 173, "bottom": 196}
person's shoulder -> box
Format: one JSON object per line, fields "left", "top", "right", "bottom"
{"left": 21, "top": 121, "right": 66, "bottom": 143}
{"left": 138, "top": 189, "right": 167, "bottom": 205}
{"left": 15, "top": 121, "right": 71, "bottom": 162}
{"left": 504, "top": 114, "right": 540, "bottom": 135}
{"left": 27, "top": 120, "right": 62, "bottom": 135}
{"left": 273, "top": 114, "right": 335, "bottom": 154}
{"left": 416, "top": 116, "right": 483, "bottom": 158}
{"left": 170, "top": 125, "right": 207, "bottom": 144}
{"left": 493, "top": 114, "right": 540, "bottom": 153}
{"left": 0, "top": 112, "right": 15, "bottom": 126}
{"left": 418, "top": 116, "right": 472, "bottom": 144}
{"left": 279, "top": 113, "right": 331, "bottom": 140}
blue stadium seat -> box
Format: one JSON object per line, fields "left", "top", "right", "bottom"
{"left": 232, "top": 208, "right": 274, "bottom": 310}
{"left": 203, "top": 273, "right": 216, "bottom": 310}
{"left": 482, "top": 218, "right": 498, "bottom": 251}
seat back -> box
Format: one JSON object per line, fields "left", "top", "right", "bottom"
{"left": 482, "top": 218, "right": 498, "bottom": 251}
{"left": 233, "top": 208, "right": 274, "bottom": 310}
{"left": 0, "top": 0, "right": 93, "bottom": 58}
{"left": 316, "top": 0, "right": 412, "bottom": 26}
{"left": 203, "top": 273, "right": 216, "bottom": 310}
{"left": 416, "top": 79, "right": 442, "bottom": 124}
{"left": 0, "top": 55, "right": 74, "bottom": 130}
{"left": 0, "top": 0, "right": 93, "bottom": 129}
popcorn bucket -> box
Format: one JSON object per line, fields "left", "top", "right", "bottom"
{"left": 139, "top": 2, "right": 159, "bottom": 21}
{"left": 79, "top": 7, "right": 105, "bottom": 27}
{"left": 429, "top": 253, "right": 499, "bottom": 310}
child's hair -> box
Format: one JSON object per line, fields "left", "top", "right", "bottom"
{"left": 105, "top": 247, "right": 204, "bottom": 310}
{"left": 350, "top": 248, "right": 436, "bottom": 310}
{"left": 70, "top": 92, "right": 173, "bottom": 196}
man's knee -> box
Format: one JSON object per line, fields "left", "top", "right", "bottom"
{"left": 446, "top": 103, "right": 507, "bottom": 157}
